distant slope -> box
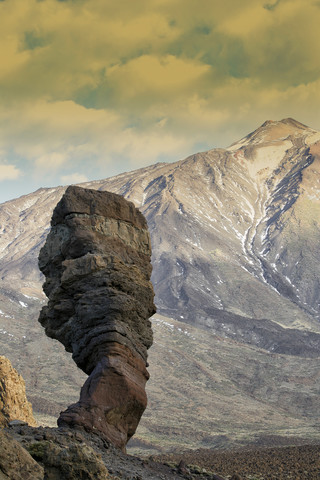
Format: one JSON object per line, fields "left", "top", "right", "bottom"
{"left": 132, "top": 314, "right": 320, "bottom": 453}
{"left": 0, "top": 118, "right": 320, "bottom": 451}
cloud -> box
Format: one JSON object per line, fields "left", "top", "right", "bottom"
{"left": 0, "top": 164, "right": 22, "bottom": 181}
{"left": 215, "top": 1, "right": 320, "bottom": 87}
{"left": 0, "top": 0, "right": 320, "bottom": 203}
{"left": 0, "top": 98, "right": 200, "bottom": 179}
{"left": 263, "top": 0, "right": 281, "bottom": 11}
{"left": 1, "top": 0, "right": 320, "bottom": 103}
{"left": 106, "top": 55, "right": 210, "bottom": 100}
{"left": 0, "top": 0, "right": 180, "bottom": 101}
{"left": 60, "top": 173, "right": 88, "bottom": 185}
{"left": 35, "top": 152, "right": 68, "bottom": 169}
{"left": 0, "top": 99, "right": 121, "bottom": 161}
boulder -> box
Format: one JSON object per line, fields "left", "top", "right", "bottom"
{"left": 38, "top": 186, "right": 155, "bottom": 450}
{"left": 0, "top": 430, "right": 44, "bottom": 480}
{"left": 0, "top": 356, "right": 37, "bottom": 428}
{"left": 27, "top": 440, "right": 109, "bottom": 480}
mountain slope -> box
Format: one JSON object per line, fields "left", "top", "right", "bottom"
{"left": 136, "top": 314, "right": 320, "bottom": 453}
{"left": 0, "top": 118, "right": 320, "bottom": 450}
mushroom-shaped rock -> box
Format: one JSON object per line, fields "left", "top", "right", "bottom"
{"left": 38, "top": 186, "right": 155, "bottom": 451}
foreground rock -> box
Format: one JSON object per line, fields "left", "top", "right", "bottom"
{"left": 6, "top": 424, "right": 320, "bottom": 480}
{"left": 0, "top": 430, "right": 44, "bottom": 480}
{"left": 0, "top": 355, "right": 37, "bottom": 427}
{"left": 4, "top": 424, "right": 225, "bottom": 480}
{"left": 38, "top": 186, "right": 155, "bottom": 451}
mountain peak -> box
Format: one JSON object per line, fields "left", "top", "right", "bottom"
{"left": 261, "top": 118, "right": 309, "bottom": 129}
{"left": 229, "top": 118, "right": 315, "bottom": 151}
{"left": 255, "top": 117, "right": 315, "bottom": 138}
{"left": 279, "top": 117, "right": 310, "bottom": 129}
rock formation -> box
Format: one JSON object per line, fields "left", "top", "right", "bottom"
{"left": 0, "top": 430, "right": 44, "bottom": 480}
{"left": 26, "top": 437, "right": 110, "bottom": 480}
{"left": 0, "top": 356, "right": 37, "bottom": 427}
{"left": 38, "top": 185, "right": 155, "bottom": 451}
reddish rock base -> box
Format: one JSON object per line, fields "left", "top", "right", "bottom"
{"left": 58, "top": 346, "right": 149, "bottom": 452}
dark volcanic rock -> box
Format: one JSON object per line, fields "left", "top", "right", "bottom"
{"left": 38, "top": 186, "right": 155, "bottom": 450}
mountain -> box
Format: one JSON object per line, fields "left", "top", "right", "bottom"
{"left": 0, "top": 118, "right": 320, "bottom": 452}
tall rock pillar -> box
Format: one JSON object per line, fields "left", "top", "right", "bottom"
{"left": 38, "top": 186, "right": 155, "bottom": 451}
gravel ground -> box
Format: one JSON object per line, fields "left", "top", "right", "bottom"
{"left": 6, "top": 424, "right": 320, "bottom": 480}
{"left": 156, "top": 443, "right": 320, "bottom": 479}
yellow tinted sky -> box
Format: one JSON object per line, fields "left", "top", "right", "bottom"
{"left": 1, "top": 0, "right": 320, "bottom": 201}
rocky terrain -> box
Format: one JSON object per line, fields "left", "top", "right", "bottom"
{"left": 0, "top": 118, "right": 319, "bottom": 451}
{"left": 2, "top": 422, "right": 320, "bottom": 479}
{"left": 0, "top": 355, "right": 36, "bottom": 427}
{"left": 0, "top": 354, "right": 319, "bottom": 480}
{"left": 156, "top": 442, "right": 320, "bottom": 479}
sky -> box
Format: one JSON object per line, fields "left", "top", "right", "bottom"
{"left": 1, "top": 0, "right": 320, "bottom": 203}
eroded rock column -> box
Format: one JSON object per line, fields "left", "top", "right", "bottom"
{"left": 38, "top": 186, "right": 155, "bottom": 450}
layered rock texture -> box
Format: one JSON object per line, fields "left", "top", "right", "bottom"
{"left": 0, "top": 356, "right": 37, "bottom": 427}
{"left": 38, "top": 186, "right": 155, "bottom": 450}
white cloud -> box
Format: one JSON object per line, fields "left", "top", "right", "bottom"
{"left": 60, "top": 173, "right": 88, "bottom": 185}
{"left": 35, "top": 152, "right": 68, "bottom": 169}
{"left": 0, "top": 164, "right": 22, "bottom": 181}
{"left": 106, "top": 54, "right": 211, "bottom": 99}
{"left": 0, "top": 98, "right": 200, "bottom": 175}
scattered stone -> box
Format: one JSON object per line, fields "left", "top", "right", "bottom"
{"left": 0, "top": 356, "right": 37, "bottom": 427}
{"left": 156, "top": 443, "right": 320, "bottom": 479}
{"left": 177, "top": 459, "right": 189, "bottom": 475}
{"left": 9, "top": 420, "right": 28, "bottom": 426}
{"left": 38, "top": 186, "right": 155, "bottom": 451}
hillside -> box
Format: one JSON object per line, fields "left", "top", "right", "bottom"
{"left": 0, "top": 118, "right": 319, "bottom": 452}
